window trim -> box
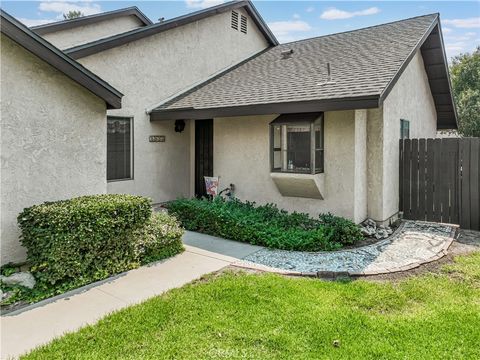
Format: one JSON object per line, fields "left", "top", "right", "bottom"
{"left": 107, "top": 115, "right": 134, "bottom": 182}
{"left": 270, "top": 113, "right": 324, "bottom": 175}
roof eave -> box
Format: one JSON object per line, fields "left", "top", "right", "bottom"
{"left": 150, "top": 95, "right": 380, "bottom": 121}
{"left": 378, "top": 14, "right": 458, "bottom": 130}
{"left": 1, "top": 10, "right": 123, "bottom": 109}
{"left": 31, "top": 6, "right": 152, "bottom": 35}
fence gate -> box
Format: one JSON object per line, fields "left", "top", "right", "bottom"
{"left": 399, "top": 138, "right": 479, "bottom": 230}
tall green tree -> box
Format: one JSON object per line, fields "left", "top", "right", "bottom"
{"left": 450, "top": 47, "right": 480, "bottom": 137}
{"left": 63, "top": 10, "right": 84, "bottom": 20}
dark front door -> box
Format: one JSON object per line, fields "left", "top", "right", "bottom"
{"left": 195, "top": 119, "right": 213, "bottom": 197}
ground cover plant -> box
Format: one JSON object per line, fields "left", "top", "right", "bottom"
{"left": 1, "top": 195, "right": 184, "bottom": 308}
{"left": 23, "top": 252, "right": 480, "bottom": 359}
{"left": 167, "top": 197, "right": 363, "bottom": 251}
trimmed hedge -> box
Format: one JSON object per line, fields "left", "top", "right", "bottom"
{"left": 167, "top": 198, "right": 363, "bottom": 251}
{"left": 17, "top": 195, "right": 183, "bottom": 291}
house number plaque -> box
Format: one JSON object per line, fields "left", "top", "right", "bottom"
{"left": 149, "top": 135, "right": 165, "bottom": 142}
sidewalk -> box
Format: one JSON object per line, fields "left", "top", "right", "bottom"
{"left": 1, "top": 245, "right": 237, "bottom": 359}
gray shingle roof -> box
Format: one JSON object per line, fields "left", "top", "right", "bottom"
{"left": 154, "top": 14, "right": 438, "bottom": 113}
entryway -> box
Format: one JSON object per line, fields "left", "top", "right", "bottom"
{"left": 194, "top": 119, "right": 213, "bottom": 197}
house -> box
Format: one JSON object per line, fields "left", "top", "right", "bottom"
{"left": 0, "top": 1, "right": 456, "bottom": 264}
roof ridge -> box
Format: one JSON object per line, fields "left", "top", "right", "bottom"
{"left": 279, "top": 13, "right": 439, "bottom": 47}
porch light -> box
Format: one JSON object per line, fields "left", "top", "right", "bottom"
{"left": 174, "top": 120, "right": 186, "bottom": 133}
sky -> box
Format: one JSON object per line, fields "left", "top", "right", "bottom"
{"left": 2, "top": 1, "right": 479, "bottom": 59}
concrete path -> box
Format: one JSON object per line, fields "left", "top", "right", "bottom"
{"left": 183, "top": 231, "right": 263, "bottom": 259}
{"left": 1, "top": 246, "right": 236, "bottom": 360}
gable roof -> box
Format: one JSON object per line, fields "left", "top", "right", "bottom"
{"left": 64, "top": 1, "right": 278, "bottom": 59}
{"left": 30, "top": 6, "right": 152, "bottom": 35}
{"left": 151, "top": 13, "right": 457, "bottom": 129}
{"left": 1, "top": 10, "right": 123, "bottom": 109}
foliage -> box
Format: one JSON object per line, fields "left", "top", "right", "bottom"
{"left": 23, "top": 252, "right": 480, "bottom": 359}
{"left": 0, "top": 262, "right": 20, "bottom": 277}
{"left": 63, "top": 10, "right": 84, "bottom": 20}
{"left": 11, "top": 195, "right": 184, "bottom": 307}
{"left": 450, "top": 47, "right": 480, "bottom": 137}
{"left": 167, "top": 197, "right": 363, "bottom": 251}
{"left": 133, "top": 212, "right": 185, "bottom": 265}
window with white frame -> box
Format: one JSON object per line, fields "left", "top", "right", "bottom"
{"left": 107, "top": 116, "right": 133, "bottom": 181}
{"left": 270, "top": 113, "right": 324, "bottom": 174}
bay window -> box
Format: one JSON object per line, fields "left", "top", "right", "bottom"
{"left": 270, "top": 113, "right": 324, "bottom": 174}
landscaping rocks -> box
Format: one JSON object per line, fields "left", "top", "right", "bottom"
{"left": 241, "top": 221, "right": 456, "bottom": 275}
{"left": 360, "top": 219, "right": 393, "bottom": 239}
{"left": 0, "top": 272, "right": 36, "bottom": 289}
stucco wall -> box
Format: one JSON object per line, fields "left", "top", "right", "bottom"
{"left": 0, "top": 35, "right": 107, "bottom": 264}
{"left": 42, "top": 15, "right": 145, "bottom": 50}
{"left": 377, "top": 50, "right": 437, "bottom": 221}
{"left": 211, "top": 111, "right": 362, "bottom": 220}
{"left": 76, "top": 8, "right": 269, "bottom": 204}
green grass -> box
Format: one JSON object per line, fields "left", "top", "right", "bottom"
{"left": 24, "top": 252, "right": 480, "bottom": 359}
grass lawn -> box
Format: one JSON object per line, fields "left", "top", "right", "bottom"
{"left": 24, "top": 252, "right": 480, "bottom": 359}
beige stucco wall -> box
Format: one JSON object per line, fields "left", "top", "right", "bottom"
{"left": 0, "top": 35, "right": 107, "bottom": 264}
{"left": 211, "top": 111, "right": 368, "bottom": 221}
{"left": 76, "top": 8, "right": 269, "bottom": 204}
{"left": 42, "top": 15, "right": 145, "bottom": 50}
{"left": 370, "top": 50, "right": 437, "bottom": 222}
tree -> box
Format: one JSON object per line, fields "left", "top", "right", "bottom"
{"left": 450, "top": 47, "right": 480, "bottom": 137}
{"left": 63, "top": 10, "right": 84, "bottom": 20}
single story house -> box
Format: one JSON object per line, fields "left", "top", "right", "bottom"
{"left": 0, "top": 1, "right": 456, "bottom": 264}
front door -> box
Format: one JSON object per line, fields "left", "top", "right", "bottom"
{"left": 195, "top": 119, "right": 213, "bottom": 197}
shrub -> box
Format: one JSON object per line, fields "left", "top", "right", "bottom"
{"left": 167, "top": 198, "right": 363, "bottom": 251}
{"left": 17, "top": 195, "right": 183, "bottom": 291}
{"left": 133, "top": 212, "right": 184, "bottom": 264}
{"left": 319, "top": 213, "right": 364, "bottom": 246}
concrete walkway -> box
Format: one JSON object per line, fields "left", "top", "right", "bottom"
{"left": 1, "top": 245, "right": 237, "bottom": 359}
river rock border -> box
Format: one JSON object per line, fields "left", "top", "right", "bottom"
{"left": 234, "top": 221, "right": 457, "bottom": 277}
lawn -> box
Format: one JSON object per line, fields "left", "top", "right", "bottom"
{"left": 24, "top": 252, "right": 480, "bottom": 359}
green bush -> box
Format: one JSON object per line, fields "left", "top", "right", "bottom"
{"left": 17, "top": 195, "right": 183, "bottom": 292}
{"left": 133, "top": 212, "right": 185, "bottom": 265}
{"left": 167, "top": 198, "right": 363, "bottom": 251}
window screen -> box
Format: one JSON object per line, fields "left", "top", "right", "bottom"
{"left": 107, "top": 116, "right": 132, "bottom": 181}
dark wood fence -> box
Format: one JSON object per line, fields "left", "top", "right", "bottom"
{"left": 400, "top": 138, "right": 479, "bottom": 230}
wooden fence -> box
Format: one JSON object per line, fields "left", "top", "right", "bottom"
{"left": 399, "top": 138, "right": 479, "bottom": 230}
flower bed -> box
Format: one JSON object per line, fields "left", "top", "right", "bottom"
{"left": 167, "top": 198, "right": 363, "bottom": 251}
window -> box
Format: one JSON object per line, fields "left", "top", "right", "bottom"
{"left": 240, "top": 15, "right": 247, "bottom": 34}
{"left": 231, "top": 11, "right": 238, "bottom": 30}
{"left": 400, "top": 119, "right": 410, "bottom": 139}
{"left": 270, "top": 113, "right": 324, "bottom": 174}
{"left": 107, "top": 116, "right": 133, "bottom": 181}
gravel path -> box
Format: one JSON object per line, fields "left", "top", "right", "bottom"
{"left": 241, "top": 221, "right": 456, "bottom": 275}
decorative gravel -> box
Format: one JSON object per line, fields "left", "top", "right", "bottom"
{"left": 241, "top": 221, "right": 456, "bottom": 275}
